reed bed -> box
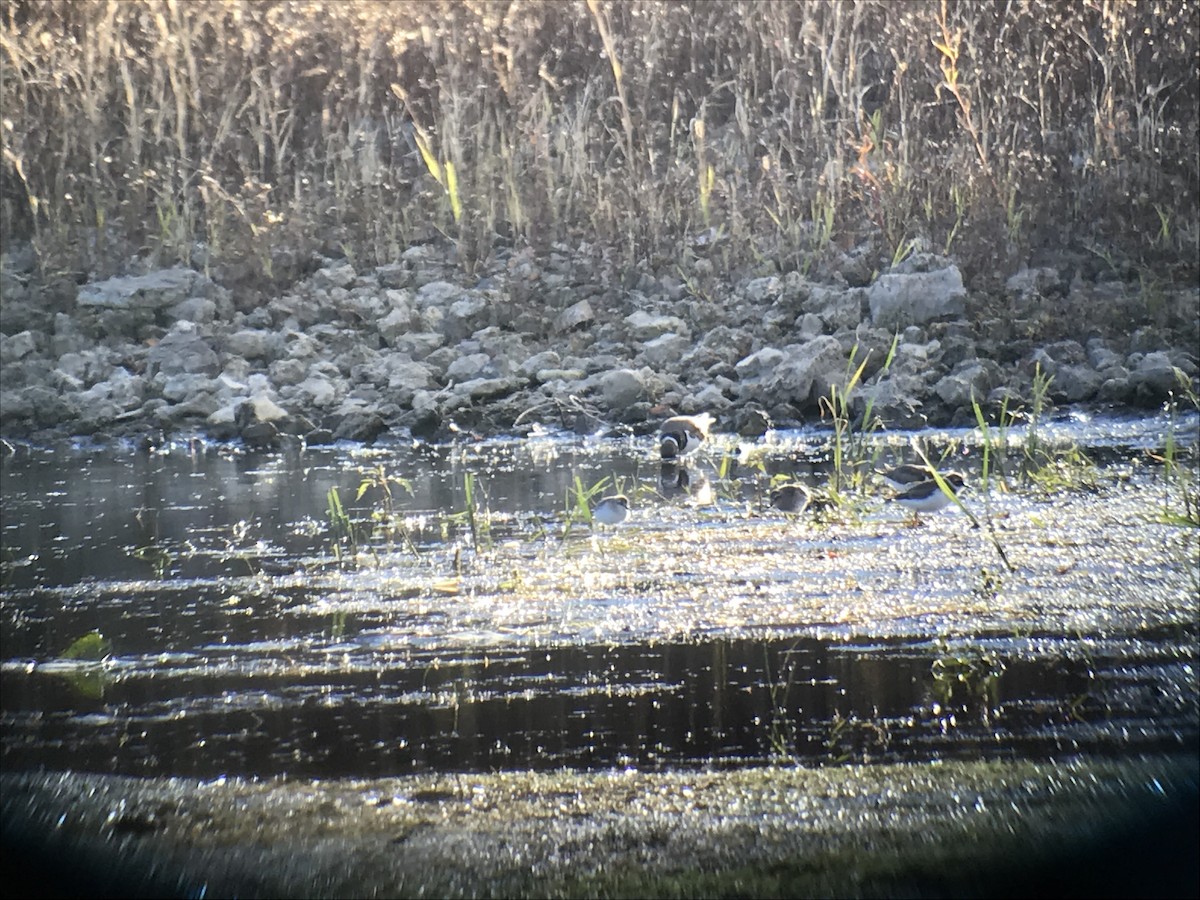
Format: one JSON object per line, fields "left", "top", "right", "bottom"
{"left": 2, "top": 0, "right": 1196, "bottom": 292}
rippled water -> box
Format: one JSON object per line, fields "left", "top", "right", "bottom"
{"left": 2, "top": 412, "right": 1197, "bottom": 779}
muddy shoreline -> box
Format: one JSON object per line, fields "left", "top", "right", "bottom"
{"left": 4, "top": 755, "right": 1198, "bottom": 899}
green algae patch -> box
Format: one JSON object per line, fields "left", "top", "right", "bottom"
{"left": 4, "top": 756, "right": 1195, "bottom": 898}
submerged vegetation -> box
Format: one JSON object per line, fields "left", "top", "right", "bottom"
{"left": 3, "top": 0, "right": 1197, "bottom": 302}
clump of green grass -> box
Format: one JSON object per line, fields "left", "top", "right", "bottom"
{"left": 562, "top": 474, "right": 613, "bottom": 538}
{"left": 325, "top": 486, "right": 360, "bottom": 565}
{"left": 356, "top": 465, "right": 420, "bottom": 556}
{"left": 970, "top": 365, "right": 1097, "bottom": 501}
{"left": 443, "top": 471, "right": 491, "bottom": 552}
{"left": 930, "top": 639, "right": 1006, "bottom": 725}
{"left": 1151, "top": 370, "right": 1200, "bottom": 527}
{"left": 57, "top": 630, "right": 113, "bottom": 699}
{"left": 763, "top": 646, "right": 802, "bottom": 763}
{"left": 824, "top": 711, "right": 892, "bottom": 765}
{"left": 817, "top": 336, "right": 899, "bottom": 520}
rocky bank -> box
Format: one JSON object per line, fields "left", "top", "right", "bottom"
{"left": 1, "top": 240, "right": 1196, "bottom": 446}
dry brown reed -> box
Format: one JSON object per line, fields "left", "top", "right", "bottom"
{"left": 2, "top": 0, "right": 1196, "bottom": 291}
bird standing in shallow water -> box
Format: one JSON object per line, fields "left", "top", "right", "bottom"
{"left": 770, "top": 483, "right": 811, "bottom": 514}
{"left": 660, "top": 412, "right": 714, "bottom": 459}
{"left": 892, "top": 472, "right": 966, "bottom": 524}
{"left": 876, "top": 463, "right": 935, "bottom": 492}
{"left": 591, "top": 494, "right": 630, "bottom": 526}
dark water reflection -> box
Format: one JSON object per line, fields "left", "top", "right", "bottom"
{"left": 5, "top": 631, "right": 1192, "bottom": 780}
{"left": 2, "top": 415, "right": 1197, "bottom": 779}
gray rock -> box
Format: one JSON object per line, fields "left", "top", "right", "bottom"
{"left": 535, "top": 368, "right": 587, "bottom": 385}
{"left": 442, "top": 293, "right": 498, "bottom": 342}
{"left": 224, "top": 329, "right": 275, "bottom": 360}
{"left": 269, "top": 291, "right": 328, "bottom": 329}
{"left": 804, "top": 285, "right": 866, "bottom": 331}
{"left": 76, "top": 267, "right": 203, "bottom": 312}
{"left": 733, "top": 406, "right": 773, "bottom": 437}
{"left": 1, "top": 330, "right": 38, "bottom": 360}
{"left": 422, "top": 347, "right": 461, "bottom": 379}
{"left": 445, "top": 353, "right": 495, "bottom": 383}
{"left": 282, "top": 331, "right": 320, "bottom": 360}
{"left": 868, "top": 265, "right": 966, "bottom": 328}
{"left": 554, "top": 299, "right": 594, "bottom": 333}
{"left": 383, "top": 359, "right": 435, "bottom": 404}
{"left": 332, "top": 408, "right": 388, "bottom": 443}
{"left": 269, "top": 358, "right": 308, "bottom": 387}
{"left": 759, "top": 336, "right": 846, "bottom": 407}
{"left": 206, "top": 404, "right": 240, "bottom": 437}
{"left": 640, "top": 333, "right": 691, "bottom": 368}
{"left": 624, "top": 310, "right": 690, "bottom": 341}
{"left": 689, "top": 383, "right": 732, "bottom": 413}
{"left": 469, "top": 328, "right": 525, "bottom": 375}
{"left": 1050, "top": 364, "right": 1102, "bottom": 403}
{"left": 312, "top": 263, "right": 357, "bottom": 290}
{"left": 414, "top": 280, "right": 466, "bottom": 309}
{"left": 213, "top": 373, "right": 250, "bottom": 404}
{"left": 391, "top": 332, "right": 445, "bottom": 360}
{"left": 734, "top": 347, "right": 785, "bottom": 382}
{"left": 294, "top": 374, "right": 340, "bottom": 408}
{"left": 158, "top": 391, "right": 221, "bottom": 423}
{"left": 743, "top": 276, "right": 782, "bottom": 304}
{"left": 600, "top": 368, "right": 646, "bottom": 409}
{"left": 50, "top": 368, "right": 83, "bottom": 392}
{"left": 51, "top": 314, "right": 89, "bottom": 357}
{"left": 695, "top": 326, "right": 754, "bottom": 364}
{"left": 241, "top": 421, "right": 280, "bottom": 449}
{"left": 378, "top": 307, "right": 415, "bottom": 346}
{"left": 1129, "top": 326, "right": 1163, "bottom": 354}
{"left": 79, "top": 368, "right": 144, "bottom": 411}
{"left": 1005, "top": 266, "right": 1062, "bottom": 303}
{"left": 5, "top": 385, "right": 79, "bottom": 427}
{"left": 1097, "top": 377, "right": 1134, "bottom": 403}
{"left": 383, "top": 288, "right": 414, "bottom": 310}
{"left": 933, "top": 361, "right": 998, "bottom": 410}
{"left": 1129, "top": 352, "right": 1183, "bottom": 405}
{"left": 853, "top": 374, "right": 927, "bottom": 429}
{"left": 455, "top": 376, "right": 521, "bottom": 401}
{"left": 167, "top": 296, "right": 218, "bottom": 325}
{"left": 146, "top": 324, "right": 220, "bottom": 378}
{"left": 520, "top": 350, "right": 561, "bottom": 379}
{"left": 160, "top": 373, "right": 216, "bottom": 403}
{"left": 237, "top": 394, "right": 290, "bottom": 426}
{"left": 1042, "top": 340, "right": 1088, "bottom": 367}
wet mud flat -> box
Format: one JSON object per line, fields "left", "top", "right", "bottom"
{"left": 3, "top": 755, "right": 1197, "bottom": 899}
{"left": 2, "top": 421, "right": 1198, "bottom": 897}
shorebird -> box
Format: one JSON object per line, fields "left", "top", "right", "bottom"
{"left": 770, "top": 483, "right": 812, "bottom": 514}
{"left": 892, "top": 472, "right": 966, "bottom": 524}
{"left": 659, "top": 412, "right": 714, "bottom": 460}
{"left": 876, "top": 463, "right": 936, "bottom": 492}
{"left": 591, "top": 494, "right": 630, "bottom": 526}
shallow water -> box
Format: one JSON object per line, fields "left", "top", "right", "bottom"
{"left": 2, "top": 412, "right": 1197, "bottom": 779}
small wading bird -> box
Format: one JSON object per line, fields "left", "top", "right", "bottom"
{"left": 770, "top": 483, "right": 812, "bottom": 514}
{"left": 876, "top": 463, "right": 936, "bottom": 492}
{"left": 591, "top": 494, "right": 630, "bottom": 526}
{"left": 659, "top": 412, "right": 714, "bottom": 460}
{"left": 892, "top": 472, "right": 966, "bottom": 524}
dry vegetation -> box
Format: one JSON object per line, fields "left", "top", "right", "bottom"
{"left": 2, "top": 0, "right": 1197, "bottom": 291}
